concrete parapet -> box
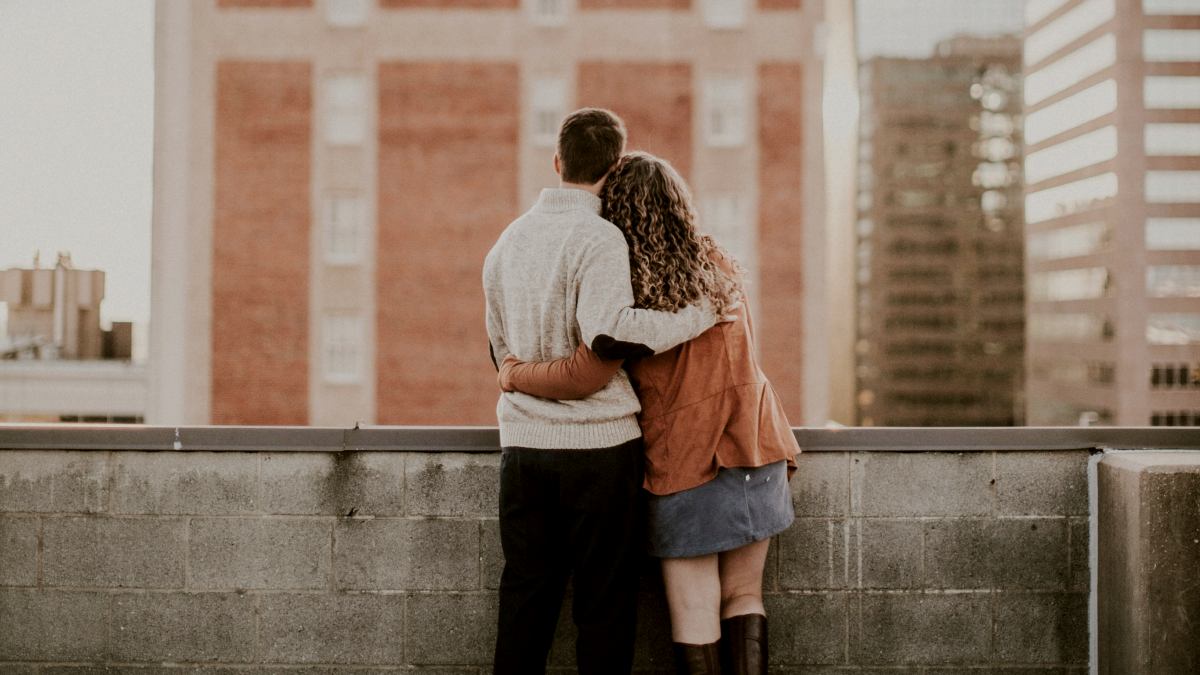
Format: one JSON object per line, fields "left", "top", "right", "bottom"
{"left": 1098, "top": 451, "right": 1200, "bottom": 675}
{"left": 0, "top": 439, "right": 1103, "bottom": 671}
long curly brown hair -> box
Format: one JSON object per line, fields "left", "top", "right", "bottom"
{"left": 599, "top": 152, "right": 744, "bottom": 313}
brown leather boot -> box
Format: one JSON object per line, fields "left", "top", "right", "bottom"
{"left": 719, "top": 613, "right": 767, "bottom": 675}
{"left": 671, "top": 641, "right": 722, "bottom": 674}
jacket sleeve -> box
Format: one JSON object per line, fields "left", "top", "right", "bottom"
{"left": 498, "top": 343, "right": 623, "bottom": 400}
{"left": 575, "top": 232, "right": 717, "bottom": 360}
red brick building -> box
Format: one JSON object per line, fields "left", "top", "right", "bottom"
{"left": 149, "top": 0, "right": 825, "bottom": 426}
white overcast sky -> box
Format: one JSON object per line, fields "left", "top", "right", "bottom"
{"left": 0, "top": 0, "right": 154, "bottom": 356}
{"left": 857, "top": 0, "right": 1024, "bottom": 57}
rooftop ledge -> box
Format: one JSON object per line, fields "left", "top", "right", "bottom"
{"left": 1, "top": 424, "right": 1198, "bottom": 452}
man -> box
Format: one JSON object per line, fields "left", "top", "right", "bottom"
{"left": 483, "top": 108, "right": 718, "bottom": 674}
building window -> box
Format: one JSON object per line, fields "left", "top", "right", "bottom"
{"left": 1025, "top": 125, "right": 1117, "bottom": 185}
{"left": 326, "top": 0, "right": 369, "bottom": 27}
{"left": 1146, "top": 171, "right": 1200, "bottom": 204}
{"left": 1145, "top": 123, "right": 1200, "bottom": 157}
{"left": 529, "top": 77, "right": 566, "bottom": 148}
{"left": 323, "top": 195, "right": 364, "bottom": 265}
{"left": 1024, "top": 79, "right": 1116, "bottom": 146}
{"left": 703, "top": 78, "right": 748, "bottom": 148}
{"left": 1147, "top": 265, "right": 1200, "bottom": 297}
{"left": 527, "top": 0, "right": 568, "bottom": 26}
{"left": 1024, "top": 0, "right": 1114, "bottom": 66}
{"left": 1150, "top": 363, "right": 1200, "bottom": 389}
{"left": 1025, "top": 172, "right": 1118, "bottom": 223}
{"left": 322, "top": 315, "right": 364, "bottom": 384}
{"left": 701, "top": 0, "right": 746, "bottom": 29}
{"left": 1145, "top": 76, "right": 1200, "bottom": 109}
{"left": 1148, "top": 313, "right": 1200, "bottom": 345}
{"left": 1144, "top": 0, "right": 1200, "bottom": 14}
{"left": 1027, "top": 221, "right": 1110, "bottom": 260}
{"left": 324, "top": 74, "right": 367, "bottom": 146}
{"left": 1146, "top": 218, "right": 1200, "bottom": 251}
{"left": 1143, "top": 29, "right": 1200, "bottom": 62}
{"left": 1030, "top": 267, "right": 1111, "bottom": 302}
{"left": 1029, "top": 312, "right": 1113, "bottom": 342}
{"left": 699, "top": 193, "right": 750, "bottom": 264}
{"left": 1150, "top": 411, "right": 1200, "bottom": 427}
{"left": 1024, "top": 33, "right": 1115, "bottom": 106}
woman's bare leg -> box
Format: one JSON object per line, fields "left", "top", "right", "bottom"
{"left": 717, "top": 538, "right": 771, "bottom": 618}
{"left": 660, "top": 554, "right": 722, "bottom": 643}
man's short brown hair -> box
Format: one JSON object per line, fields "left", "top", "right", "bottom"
{"left": 557, "top": 108, "right": 627, "bottom": 185}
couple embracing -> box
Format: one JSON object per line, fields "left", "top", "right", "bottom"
{"left": 483, "top": 108, "right": 801, "bottom": 675}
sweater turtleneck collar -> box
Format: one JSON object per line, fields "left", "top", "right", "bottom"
{"left": 534, "top": 188, "right": 602, "bottom": 214}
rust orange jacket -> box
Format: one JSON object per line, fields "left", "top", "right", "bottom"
{"left": 499, "top": 271, "right": 801, "bottom": 495}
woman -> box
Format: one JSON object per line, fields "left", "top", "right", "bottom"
{"left": 498, "top": 151, "right": 801, "bottom": 675}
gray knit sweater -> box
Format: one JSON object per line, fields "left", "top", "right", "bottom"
{"left": 483, "top": 188, "right": 717, "bottom": 449}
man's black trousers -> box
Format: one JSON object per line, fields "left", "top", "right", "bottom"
{"left": 492, "top": 437, "right": 645, "bottom": 675}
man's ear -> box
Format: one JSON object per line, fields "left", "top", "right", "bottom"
{"left": 553, "top": 153, "right": 561, "bottom": 176}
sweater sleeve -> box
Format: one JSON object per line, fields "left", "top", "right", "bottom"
{"left": 576, "top": 232, "right": 717, "bottom": 360}
{"left": 498, "top": 343, "right": 623, "bottom": 400}
{"left": 483, "top": 259, "right": 510, "bottom": 372}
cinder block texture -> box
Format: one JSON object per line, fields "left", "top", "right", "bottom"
{"left": 261, "top": 451, "right": 405, "bottom": 516}
{"left": 924, "top": 518, "right": 1067, "bottom": 590}
{"left": 258, "top": 592, "right": 406, "bottom": 664}
{"left": 996, "top": 451, "right": 1089, "bottom": 515}
{"left": 765, "top": 592, "right": 848, "bottom": 665}
{"left": 112, "top": 451, "right": 257, "bottom": 515}
{"left": 334, "top": 518, "right": 479, "bottom": 590}
{"left": 791, "top": 452, "right": 848, "bottom": 516}
{"left": 110, "top": 591, "right": 257, "bottom": 662}
{"left": 852, "top": 452, "right": 992, "bottom": 516}
{"left": 42, "top": 516, "right": 185, "bottom": 588}
{"left": 854, "top": 592, "right": 992, "bottom": 665}
{"left": 188, "top": 517, "right": 330, "bottom": 589}
{"left": 479, "top": 518, "right": 503, "bottom": 590}
{"left": 0, "top": 589, "right": 109, "bottom": 660}
{"left": 405, "top": 453, "right": 499, "bottom": 517}
{"left": 995, "top": 592, "right": 1088, "bottom": 665}
{"left": 0, "top": 515, "right": 38, "bottom": 585}
{"left": 0, "top": 447, "right": 1099, "bottom": 670}
{"left": 777, "top": 518, "right": 835, "bottom": 589}
{"left": 0, "top": 451, "right": 109, "bottom": 513}
{"left": 406, "top": 593, "right": 498, "bottom": 665}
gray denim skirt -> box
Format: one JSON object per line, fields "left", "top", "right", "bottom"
{"left": 646, "top": 460, "right": 795, "bottom": 558}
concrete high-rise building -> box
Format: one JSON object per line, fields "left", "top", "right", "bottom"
{"left": 1022, "top": 0, "right": 1200, "bottom": 426}
{"left": 855, "top": 36, "right": 1026, "bottom": 426}
{"left": 0, "top": 253, "right": 145, "bottom": 423}
{"left": 149, "top": 0, "right": 827, "bottom": 426}
{"left": 1, "top": 253, "right": 133, "bottom": 362}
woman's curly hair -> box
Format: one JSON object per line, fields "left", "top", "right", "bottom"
{"left": 599, "top": 152, "right": 744, "bottom": 313}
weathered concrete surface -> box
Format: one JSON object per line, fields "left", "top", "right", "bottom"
{"left": 0, "top": 447, "right": 1093, "bottom": 671}
{"left": 1099, "top": 451, "right": 1200, "bottom": 675}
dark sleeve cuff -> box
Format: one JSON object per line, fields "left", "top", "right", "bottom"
{"left": 591, "top": 334, "right": 654, "bottom": 361}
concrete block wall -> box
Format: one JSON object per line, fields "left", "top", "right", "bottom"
{"left": 0, "top": 447, "right": 1091, "bottom": 672}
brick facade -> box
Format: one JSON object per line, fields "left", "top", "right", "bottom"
{"left": 577, "top": 62, "right": 694, "bottom": 180}
{"left": 376, "top": 62, "right": 520, "bottom": 425}
{"left": 212, "top": 61, "right": 312, "bottom": 425}
{"left": 757, "top": 63, "right": 805, "bottom": 421}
